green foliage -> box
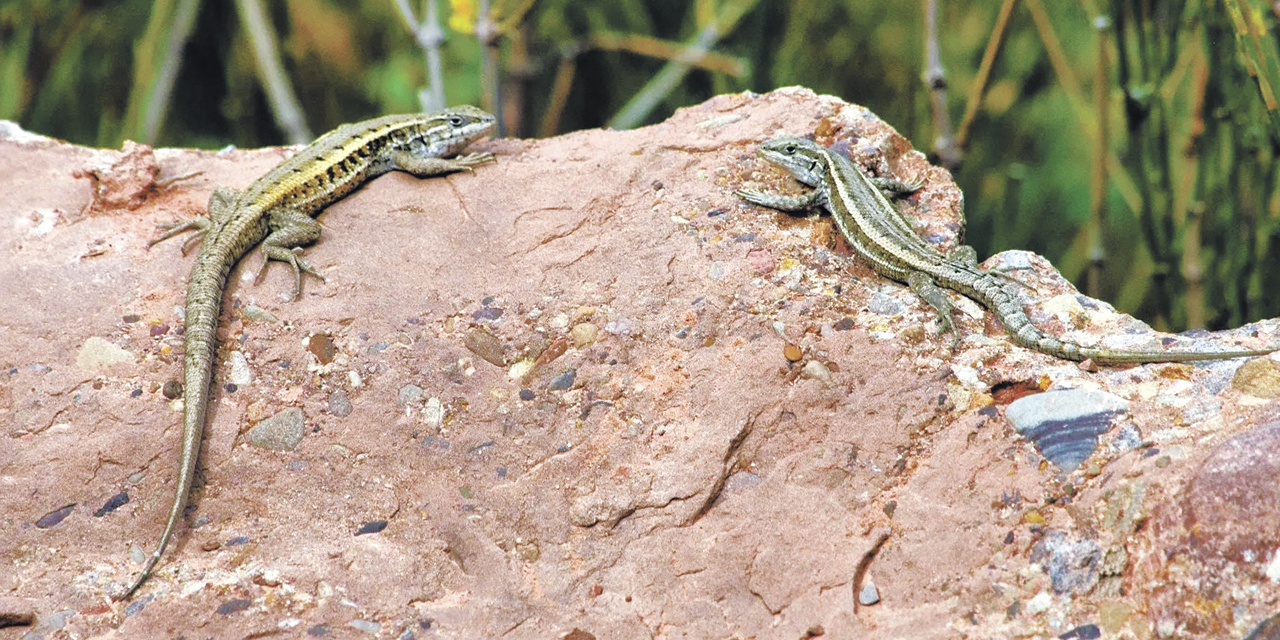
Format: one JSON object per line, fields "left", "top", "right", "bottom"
{"left": 6, "top": 0, "right": 1279, "bottom": 329}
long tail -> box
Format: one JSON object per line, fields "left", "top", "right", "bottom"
{"left": 119, "top": 250, "right": 230, "bottom": 599}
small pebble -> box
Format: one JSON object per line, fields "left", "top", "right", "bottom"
{"left": 398, "top": 385, "right": 425, "bottom": 406}
{"left": 228, "top": 351, "right": 252, "bottom": 386}
{"left": 1025, "top": 591, "right": 1053, "bottom": 615}
{"left": 93, "top": 492, "right": 129, "bottom": 517}
{"left": 464, "top": 327, "right": 507, "bottom": 366}
{"left": 783, "top": 343, "right": 803, "bottom": 362}
{"left": 328, "top": 391, "right": 352, "bottom": 417}
{"left": 857, "top": 581, "right": 880, "bottom": 606}
{"left": 306, "top": 333, "right": 337, "bottom": 364}
{"left": 248, "top": 408, "right": 305, "bottom": 451}
{"left": 36, "top": 504, "right": 75, "bottom": 528}
{"left": 355, "top": 520, "right": 387, "bottom": 535}
{"left": 424, "top": 397, "right": 444, "bottom": 429}
{"left": 1058, "top": 623, "right": 1101, "bottom": 639}
{"left": 347, "top": 619, "right": 380, "bottom": 634}
{"left": 548, "top": 368, "right": 576, "bottom": 391}
{"left": 216, "top": 598, "right": 252, "bottom": 615}
{"left": 799, "top": 360, "right": 832, "bottom": 384}
{"left": 571, "top": 323, "right": 598, "bottom": 348}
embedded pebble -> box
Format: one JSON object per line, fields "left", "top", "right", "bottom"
{"left": 1245, "top": 612, "right": 1280, "bottom": 640}
{"left": 799, "top": 360, "right": 832, "bottom": 385}
{"left": 508, "top": 359, "right": 534, "bottom": 379}
{"left": 241, "top": 305, "right": 278, "bottom": 322}
{"left": 1183, "top": 423, "right": 1280, "bottom": 566}
{"left": 1031, "top": 530, "right": 1101, "bottom": 594}
{"left": 1058, "top": 623, "right": 1101, "bottom": 639}
{"left": 463, "top": 327, "right": 507, "bottom": 366}
{"left": 94, "top": 491, "right": 129, "bottom": 517}
{"left": 832, "top": 318, "right": 856, "bottom": 331}
{"left": 548, "top": 369, "right": 576, "bottom": 391}
{"left": 857, "top": 581, "right": 880, "bottom": 606}
{"left": 1025, "top": 592, "right": 1053, "bottom": 615}
{"left": 347, "top": 619, "right": 380, "bottom": 634}
{"left": 228, "top": 351, "right": 252, "bottom": 386}
{"left": 355, "top": 520, "right": 387, "bottom": 535}
{"left": 868, "top": 293, "right": 906, "bottom": 316}
{"left": 783, "top": 343, "right": 803, "bottom": 362}
{"left": 216, "top": 598, "right": 252, "bottom": 615}
{"left": 1107, "top": 423, "right": 1142, "bottom": 454}
{"left": 248, "top": 408, "right": 305, "bottom": 451}
{"left": 571, "top": 322, "right": 598, "bottom": 348}
{"left": 605, "top": 318, "right": 633, "bottom": 335}
{"left": 328, "top": 391, "right": 352, "bottom": 417}
{"left": 1007, "top": 388, "right": 1129, "bottom": 471}
{"left": 306, "top": 332, "right": 337, "bottom": 364}
{"left": 472, "top": 306, "right": 503, "bottom": 321}
{"left": 398, "top": 385, "right": 425, "bottom": 406}
{"left": 424, "top": 397, "right": 444, "bottom": 429}
{"left": 1233, "top": 358, "right": 1280, "bottom": 398}
{"left": 35, "top": 504, "right": 75, "bottom": 528}
{"left": 746, "top": 249, "right": 775, "bottom": 274}
{"left": 708, "top": 261, "right": 726, "bottom": 280}
{"left": 75, "top": 336, "right": 133, "bottom": 371}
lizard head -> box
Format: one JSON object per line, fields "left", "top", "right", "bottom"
{"left": 426, "top": 105, "right": 498, "bottom": 156}
{"left": 756, "top": 137, "right": 828, "bottom": 188}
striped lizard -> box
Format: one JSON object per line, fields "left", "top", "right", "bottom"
{"left": 121, "top": 106, "right": 496, "bottom": 599}
{"left": 736, "top": 136, "right": 1277, "bottom": 364}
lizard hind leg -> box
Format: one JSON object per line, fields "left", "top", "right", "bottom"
{"left": 256, "top": 207, "right": 325, "bottom": 300}
{"left": 148, "top": 187, "right": 244, "bottom": 253}
{"left": 907, "top": 271, "right": 961, "bottom": 349}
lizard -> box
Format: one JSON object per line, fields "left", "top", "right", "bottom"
{"left": 119, "top": 105, "right": 497, "bottom": 600}
{"left": 735, "top": 136, "right": 1278, "bottom": 364}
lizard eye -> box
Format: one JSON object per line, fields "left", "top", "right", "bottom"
{"left": 448, "top": 115, "right": 466, "bottom": 127}
{"left": 782, "top": 144, "right": 797, "bottom": 154}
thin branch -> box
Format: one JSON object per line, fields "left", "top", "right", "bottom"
{"left": 608, "top": 0, "right": 760, "bottom": 130}
{"left": 956, "top": 0, "right": 1018, "bottom": 153}
{"left": 235, "top": 0, "right": 311, "bottom": 143}
{"left": 922, "top": 0, "right": 959, "bottom": 169}
{"left": 392, "top": 0, "right": 447, "bottom": 111}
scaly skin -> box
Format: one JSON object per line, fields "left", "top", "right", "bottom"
{"left": 121, "top": 106, "right": 496, "bottom": 600}
{"left": 736, "top": 136, "right": 1277, "bottom": 364}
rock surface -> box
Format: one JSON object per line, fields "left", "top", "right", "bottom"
{"left": 2, "top": 88, "right": 1279, "bottom": 639}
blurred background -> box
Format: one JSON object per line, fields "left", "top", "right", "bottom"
{"left": 3, "top": 0, "right": 1278, "bottom": 333}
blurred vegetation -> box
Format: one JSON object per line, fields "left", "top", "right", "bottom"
{"left": 3, "top": 0, "right": 1278, "bottom": 331}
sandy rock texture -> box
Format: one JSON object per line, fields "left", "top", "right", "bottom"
{"left": 2, "top": 88, "right": 1280, "bottom": 639}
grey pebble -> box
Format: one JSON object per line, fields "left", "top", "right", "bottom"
{"left": 548, "top": 368, "right": 576, "bottom": 391}
{"left": 347, "top": 619, "right": 380, "bottom": 634}
{"left": 328, "top": 390, "right": 352, "bottom": 417}
{"left": 1007, "top": 388, "right": 1129, "bottom": 471}
{"left": 248, "top": 408, "right": 305, "bottom": 451}
{"left": 858, "top": 581, "right": 880, "bottom": 606}
{"left": 868, "top": 292, "right": 906, "bottom": 316}
{"left": 398, "top": 384, "right": 425, "bottom": 406}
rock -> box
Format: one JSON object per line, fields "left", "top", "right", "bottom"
{"left": 4, "top": 88, "right": 1280, "bottom": 639}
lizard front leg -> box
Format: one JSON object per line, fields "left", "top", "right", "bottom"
{"left": 392, "top": 150, "right": 495, "bottom": 176}
{"left": 907, "top": 270, "right": 961, "bottom": 348}
{"left": 734, "top": 186, "right": 822, "bottom": 213}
